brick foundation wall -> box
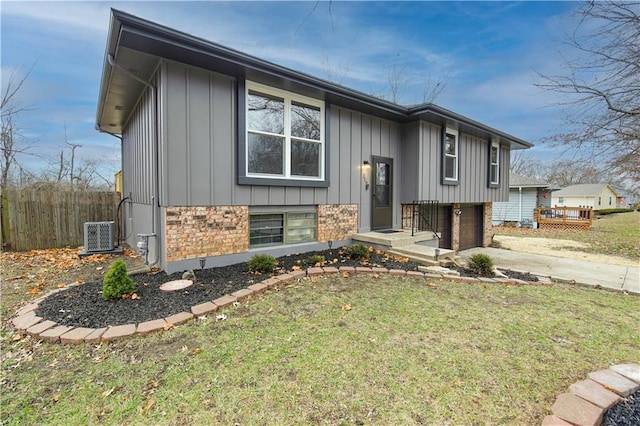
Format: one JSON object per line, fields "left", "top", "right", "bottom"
{"left": 165, "top": 206, "right": 249, "bottom": 262}
{"left": 482, "top": 202, "right": 493, "bottom": 247}
{"left": 317, "top": 204, "right": 358, "bottom": 242}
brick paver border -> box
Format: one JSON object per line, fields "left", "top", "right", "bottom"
{"left": 12, "top": 266, "right": 541, "bottom": 345}
{"left": 10, "top": 264, "right": 639, "bottom": 421}
{"left": 543, "top": 363, "right": 640, "bottom": 426}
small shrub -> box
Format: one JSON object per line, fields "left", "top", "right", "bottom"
{"left": 306, "top": 254, "right": 326, "bottom": 266}
{"left": 102, "top": 259, "right": 135, "bottom": 301}
{"left": 467, "top": 253, "right": 494, "bottom": 277}
{"left": 248, "top": 254, "right": 277, "bottom": 273}
{"left": 343, "top": 243, "right": 369, "bottom": 260}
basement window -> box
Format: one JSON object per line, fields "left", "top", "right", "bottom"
{"left": 249, "top": 211, "right": 317, "bottom": 247}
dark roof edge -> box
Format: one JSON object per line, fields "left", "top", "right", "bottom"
{"left": 104, "top": 9, "right": 532, "bottom": 148}
{"left": 409, "top": 104, "right": 533, "bottom": 148}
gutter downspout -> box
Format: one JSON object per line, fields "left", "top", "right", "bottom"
{"left": 518, "top": 186, "right": 523, "bottom": 225}
{"left": 106, "top": 54, "right": 160, "bottom": 267}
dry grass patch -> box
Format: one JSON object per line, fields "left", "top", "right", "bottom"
{"left": 2, "top": 275, "right": 638, "bottom": 425}
{"left": 494, "top": 211, "right": 640, "bottom": 260}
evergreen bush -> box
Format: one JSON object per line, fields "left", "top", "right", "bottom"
{"left": 248, "top": 254, "right": 277, "bottom": 273}
{"left": 467, "top": 253, "right": 494, "bottom": 277}
{"left": 343, "top": 243, "right": 369, "bottom": 260}
{"left": 102, "top": 259, "right": 135, "bottom": 300}
{"left": 306, "top": 254, "right": 326, "bottom": 266}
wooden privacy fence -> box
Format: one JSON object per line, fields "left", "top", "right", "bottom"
{"left": 1, "top": 189, "right": 120, "bottom": 251}
{"left": 534, "top": 206, "right": 593, "bottom": 230}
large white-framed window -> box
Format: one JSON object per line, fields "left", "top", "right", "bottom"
{"left": 489, "top": 140, "right": 500, "bottom": 186}
{"left": 442, "top": 128, "right": 459, "bottom": 184}
{"left": 245, "top": 82, "right": 325, "bottom": 181}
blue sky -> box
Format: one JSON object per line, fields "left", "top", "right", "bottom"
{"left": 1, "top": 1, "right": 579, "bottom": 183}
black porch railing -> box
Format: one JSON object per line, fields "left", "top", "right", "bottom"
{"left": 401, "top": 200, "right": 440, "bottom": 237}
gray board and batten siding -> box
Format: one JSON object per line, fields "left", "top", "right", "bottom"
{"left": 130, "top": 60, "right": 505, "bottom": 209}
{"left": 150, "top": 60, "right": 404, "bottom": 229}
{"left": 399, "top": 121, "right": 510, "bottom": 204}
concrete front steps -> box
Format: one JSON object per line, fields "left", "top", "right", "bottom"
{"left": 387, "top": 244, "right": 456, "bottom": 267}
{"left": 352, "top": 230, "right": 455, "bottom": 266}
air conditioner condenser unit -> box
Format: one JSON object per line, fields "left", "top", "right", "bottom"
{"left": 84, "top": 221, "right": 115, "bottom": 252}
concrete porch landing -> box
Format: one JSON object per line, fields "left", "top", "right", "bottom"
{"left": 352, "top": 230, "right": 454, "bottom": 266}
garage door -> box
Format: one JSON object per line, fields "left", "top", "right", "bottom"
{"left": 459, "top": 205, "right": 483, "bottom": 250}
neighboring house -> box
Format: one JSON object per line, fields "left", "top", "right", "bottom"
{"left": 492, "top": 173, "right": 550, "bottom": 227}
{"left": 552, "top": 184, "right": 621, "bottom": 210}
{"left": 611, "top": 186, "right": 636, "bottom": 209}
{"left": 96, "top": 10, "right": 532, "bottom": 273}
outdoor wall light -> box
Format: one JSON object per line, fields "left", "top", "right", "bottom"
{"left": 455, "top": 209, "right": 462, "bottom": 216}
{"left": 362, "top": 160, "right": 371, "bottom": 190}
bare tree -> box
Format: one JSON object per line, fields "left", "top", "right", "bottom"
{"left": 422, "top": 75, "right": 446, "bottom": 104}
{"left": 509, "top": 151, "right": 546, "bottom": 180}
{"left": 1, "top": 65, "right": 36, "bottom": 189}
{"left": 387, "top": 64, "right": 408, "bottom": 104}
{"left": 536, "top": 1, "right": 640, "bottom": 188}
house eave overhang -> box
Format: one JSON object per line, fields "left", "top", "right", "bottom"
{"left": 96, "top": 9, "right": 533, "bottom": 151}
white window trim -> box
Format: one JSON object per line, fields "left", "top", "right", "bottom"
{"left": 490, "top": 140, "right": 500, "bottom": 185}
{"left": 444, "top": 128, "right": 459, "bottom": 181}
{"left": 246, "top": 81, "right": 325, "bottom": 181}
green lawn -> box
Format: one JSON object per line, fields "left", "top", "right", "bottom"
{"left": 494, "top": 211, "right": 640, "bottom": 260}
{"left": 2, "top": 274, "right": 638, "bottom": 425}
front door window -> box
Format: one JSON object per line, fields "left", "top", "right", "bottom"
{"left": 375, "top": 162, "right": 390, "bottom": 207}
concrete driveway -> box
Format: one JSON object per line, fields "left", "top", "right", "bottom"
{"left": 459, "top": 247, "right": 639, "bottom": 295}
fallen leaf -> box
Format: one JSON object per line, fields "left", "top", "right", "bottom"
{"left": 52, "top": 392, "right": 61, "bottom": 402}
{"left": 56, "top": 283, "right": 66, "bottom": 288}
{"left": 291, "top": 265, "right": 301, "bottom": 271}
{"left": 372, "top": 273, "right": 379, "bottom": 279}
{"left": 267, "top": 307, "right": 274, "bottom": 313}
{"left": 311, "top": 277, "right": 318, "bottom": 284}
{"left": 11, "top": 333, "right": 25, "bottom": 342}
{"left": 75, "top": 279, "right": 84, "bottom": 285}
{"left": 96, "top": 266, "right": 104, "bottom": 271}
{"left": 28, "top": 288, "right": 41, "bottom": 295}
{"left": 131, "top": 293, "right": 140, "bottom": 300}
{"left": 102, "top": 387, "right": 116, "bottom": 397}
{"left": 342, "top": 272, "right": 350, "bottom": 278}
{"left": 191, "top": 348, "right": 201, "bottom": 355}
{"left": 163, "top": 323, "right": 174, "bottom": 331}
{"left": 138, "top": 398, "right": 156, "bottom": 413}
{"left": 342, "top": 304, "right": 352, "bottom": 311}
{"left": 426, "top": 281, "right": 437, "bottom": 287}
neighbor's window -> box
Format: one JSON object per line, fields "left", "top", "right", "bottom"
{"left": 249, "top": 211, "right": 317, "bottom": 247}
{"left": 609, "top": 197, "right": 612, "bottom": 206}
{"left": 442, "top": 128, "right": 459, "bottom": 183}
{"left": 246, "top": 82, "right": 324, "bottom": 180}
{"left": 598, "top": 197, "right": 602, "bottom": 206}
{"left": 559, "top": 197, "right": 564, "bottom": 203}
{"left": 489, "top": 141, "right": 500, "bottom": 186}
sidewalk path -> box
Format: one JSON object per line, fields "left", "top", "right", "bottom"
{"left": 459, "top": 247, "right": 639, "bottom": 295}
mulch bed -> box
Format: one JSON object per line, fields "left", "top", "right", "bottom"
{"left": 36, "top": 248, "right": 538, "bottom": 329}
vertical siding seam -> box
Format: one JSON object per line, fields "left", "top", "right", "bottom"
{"left": 185, "top": 68, "right": 191, "bottom": 205}
{"left": 209, "top": 74, "right": 215, "bottom": 205}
